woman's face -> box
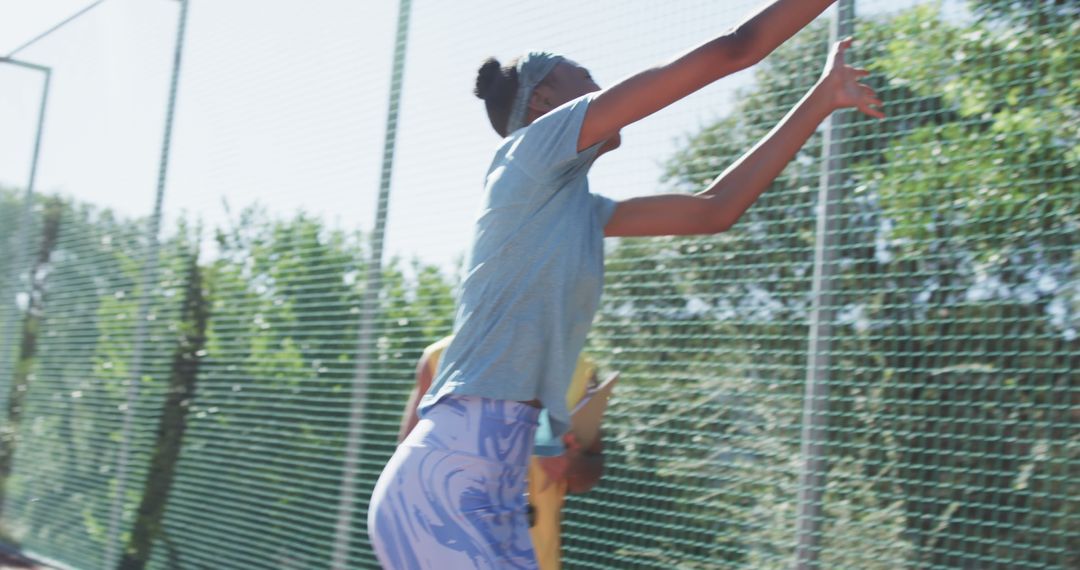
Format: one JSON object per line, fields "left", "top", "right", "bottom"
{"left": 531, "top": 61, "right": 621, "bottom": 153}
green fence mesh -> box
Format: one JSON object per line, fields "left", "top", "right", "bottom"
{"left": 0, "top": 0, "right": 1076, "bottom": 569}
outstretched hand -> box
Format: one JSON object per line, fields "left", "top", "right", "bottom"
{"left": 819, "top": 37, "right": 885, "bottom": 119}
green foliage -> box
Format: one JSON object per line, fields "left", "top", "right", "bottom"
{"left": 0, "top": 194, "right": 157, "bottom": 567}
{"left": 0, "top": 198, "right": 450, "bottom": 568}
{"left": 573, "top": 3, "right": 1078, "bottom": 568}
{"left": 0, "top": 196, "right": 63, "bottom": 520}
{"left": 0, "top": 2, "right": 1076, "bottom": 568}
{"left": 869, "top": 7, "right": 1079, "bottom": 259}
{"left": 140, "top": 206, "right": 456, "bottom": 568}
{"left": 119, "top": 232, "right": 208, "bottom": 570}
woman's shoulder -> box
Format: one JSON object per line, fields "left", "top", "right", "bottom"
{"left": 527, "top": 92, "right": 596, "bottom": 135}
{"left": 502, "top": 93, "right": 599, "bottom": 180}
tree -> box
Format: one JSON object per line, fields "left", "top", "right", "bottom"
{"left": 575, "top": 4, "right": 1077, "bottom": 568}
{"left": 142, "top": 206, "right": 457, "bottom": 568}
{"left": 0, "top": 197, "right": 63, "bottom": 521}
{"left": 118, "top": 229, "right": 208, "bottom": 570}
{"left": 0, "top": 192, "right": 165, "bottom": 567}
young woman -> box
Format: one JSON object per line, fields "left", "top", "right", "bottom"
{"left": 368, "top": 1, "right": 884, "bottom": 568}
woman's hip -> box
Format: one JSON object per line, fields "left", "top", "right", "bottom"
{"left": 368, "top": 396, "right": 540, "bottom": 569}
{"left": 405, "top": 396, "right": 540, "bottom": 467}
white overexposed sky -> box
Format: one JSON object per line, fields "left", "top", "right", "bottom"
{"left": 1, "top": 0, "right": 948, "bottom": 270}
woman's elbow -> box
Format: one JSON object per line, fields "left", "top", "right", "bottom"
{"left": 700, "top": 201, "right": 734, "bottom": 234}
{"left": 719, "top": 21, "right": 764, "bottom": 71}
{"left": 566, "top": 460, "right": 604, "bottom": 494}
{"left": 707, "top": 218, "right": 734, "bottom": 235}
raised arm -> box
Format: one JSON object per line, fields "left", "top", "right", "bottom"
{"left": 578, "top": 0, "right": 838, "bottom": 151}
{"left": 604, "top": 38, "right": 884, "bottom": 237}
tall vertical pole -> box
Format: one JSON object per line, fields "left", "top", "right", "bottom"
{"left": 793, "top": 1, "right": 853, "bottom": 568}
{"left": 103, "top": 1, "right": 189, "bottom": 567}
{"left": 0, "top": 59, "right": 50, "bottom": 378}
{"left": 1, "top": 61, "right": 51, "bottom": 284}
{"left": 0, "top": 58, "right": 50, "bottom": 513}
{"left": 330, "top": 0, "right": 412, "bottom": 567}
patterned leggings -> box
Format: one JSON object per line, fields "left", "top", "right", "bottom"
{"left": 367, "top": 397, "right": 540, "bottom": 569}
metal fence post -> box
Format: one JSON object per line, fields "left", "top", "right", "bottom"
{"left": 0, "top": 58, "right": 50, "bottom": 383}
{"left": 102, "top": 1, "right": 189, "bottom": 567}
{"left": 0, "top": 58, "right": 50, "bottom": 516}
{"left": 0, "top": 0, "right": 105, "bottom": 411}
{"left": 793, "top": 1, "right": 854, "bottom": 568}
{"left": 330, "top": 0, "right": 412, "bottom": 567}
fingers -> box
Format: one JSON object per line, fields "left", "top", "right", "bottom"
{"left": 859, "top": 83, "right": 883, "bottom": 106}
{"left": 858, "top": 84, "right": 884, "bottom": 117}
{"left": 859, "top": 103, "right": 886, "bottom": 120}
{"left": 833, "top": 37, "right": 883, "bottom": 120}
{"left": 834, "top": 37, "right": 854, "bottom": 61}
{"left": 827, "top": 37, "right": 853, "bottom": 68}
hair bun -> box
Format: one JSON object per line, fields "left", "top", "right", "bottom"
{"left": 474, "top": 57, "right": 502, "bottom": 101}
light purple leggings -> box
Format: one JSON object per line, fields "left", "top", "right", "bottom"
{"left": 367, "top": 397, "right": 540, "bottom": 569}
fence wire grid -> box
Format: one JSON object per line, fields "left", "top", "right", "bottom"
{"left": 0, "top": 0, "right": 1076, "bottom": 569}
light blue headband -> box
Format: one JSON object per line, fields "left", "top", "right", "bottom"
{"left": 505, "top": 51, "right": 565, "bottom": 133}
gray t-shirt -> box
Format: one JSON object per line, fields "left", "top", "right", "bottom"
{"left": 419, "top": 92, "right": 616, "bottom": 442}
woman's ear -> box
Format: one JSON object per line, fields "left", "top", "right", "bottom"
{"left": 528, "top": 83, "right": 555, "bottom": 115}
{"left": 524, "top": 89, "right": 551, "bottom": 127}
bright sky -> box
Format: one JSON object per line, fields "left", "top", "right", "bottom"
{"left": 0, "top": 0, "right": 941, "bottom": 270}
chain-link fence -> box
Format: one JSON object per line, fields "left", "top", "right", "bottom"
{"left": 0, "top": 0, "right": 1076, "bottom": 568}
